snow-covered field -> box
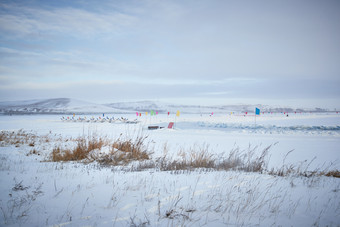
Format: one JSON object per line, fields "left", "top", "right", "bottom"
{"left": 0, "top": 113, "right": 339, "bottom": 226}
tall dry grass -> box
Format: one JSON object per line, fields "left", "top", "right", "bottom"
{"left": 51, "top": 133, "right": 150, "bottom": 165}
{"left": 0, "top": 130, "right": 37, "bottom": 147}
{"left": 52, "top": 134, "right": 108, "bottom": 162}
{"left": 215, "top": 145, "right": 271, "bottom": 173}
{"left": 2, "top": 129, "right": 337, "bottom": 178}
{"left": 152, "top": 144, "right": 272, "bottom": 173}
{"left": 96, "top": 135, "right": 150, "bottom": 165}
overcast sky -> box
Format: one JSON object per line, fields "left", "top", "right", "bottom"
{"left": 0, "top": 0, "right": 339, "bottom": 108}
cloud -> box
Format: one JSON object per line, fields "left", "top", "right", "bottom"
{"left": 0, "top": 2, "right": 136, "bottom": 39}
{"left": 1, "top": 76, "right": 339, "bottom": 104}
{"left": 2, "top": 0, "right": 339, "bottom": 81}
{"left": 0, "top": 46, "right": 139, "bottom": 82}
{"left": 0, "top": 0, "right": 339, "bottom": 107}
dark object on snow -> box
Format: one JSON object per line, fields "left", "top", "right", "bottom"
{"left": 148, "top": 126, "right": 165, "bottom": 130}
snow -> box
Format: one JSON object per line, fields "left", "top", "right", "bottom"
{"left": 0, "top": 112, "right": 340, "bottom": 226}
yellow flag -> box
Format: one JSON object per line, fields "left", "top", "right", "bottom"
{"left": 176, "top": 110, "right": 180, "bottom": 117}
{"left": 145, "top": 112, "right": 148, "bottom": 116}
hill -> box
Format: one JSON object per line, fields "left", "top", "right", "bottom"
{"left": 0, "top": 98, "right": 125, "bottom": 114}
{"left": 0, "top": 98, "right": 330, "bottom": 114}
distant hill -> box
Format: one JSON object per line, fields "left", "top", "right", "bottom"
{"left": 0, "top": 98, "right": 126, "bottom": 114}
{"left": 105, "top": 101, "right": 266, "bottom": 114}
{"left": 105, "top": 101, "right": 329, "bottom": 114}
{"left": 0, "top": 98, "right": 330, "bottom": 114}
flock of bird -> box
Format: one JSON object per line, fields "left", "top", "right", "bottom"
{"left": 60, "top": 116, "right": 140, "bottom": 124}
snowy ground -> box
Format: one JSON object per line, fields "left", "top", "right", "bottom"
{"left": 0, "top": 113, "right": 339, "bottom": 226}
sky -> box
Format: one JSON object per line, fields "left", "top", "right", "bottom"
{"left": 0, "top": 0, "right": 339, "bottom": 108}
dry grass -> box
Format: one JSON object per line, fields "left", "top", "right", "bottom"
{"left": 153, "top": 144, "right": 272, "bottom": 173}
{"left": 96, "top": 135, "right": 150, "bottom": 165}
{"left": 112, "top": 135, "right": 149, "bottom": 158}
{"left": 26, "top": 149, "right": 40, "bottom": 156}
{"left": 51, "top": 134, "right": 150, "bottom": 165}
{"left": 267, "top": 151, "right": 340, "bottom": 178}
{"left": 52, "top": 134, "right": 108, "bottom": 162}
{"left": 268, "top": 168, "right": 340, "bottom": 178}
{"left": 182, "top": 145, "right": 215, "bottom": 168}
{"left": 157, "top": 145, "right": 215, "bottom": 171}
{"left": 2, "top": 129, "right": 338, "bottom": 178}
{"left": 324, "top": 170, "right": 340, "bottom": 178}
{"left": 0, "top": 130, "right": 37, "bottom": 147}
{"left": 215, "top": 145, "right": 271, "bottom": 173}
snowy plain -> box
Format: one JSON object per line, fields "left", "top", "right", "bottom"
{"left": 0, "top": 112, "right": 339, "bottom": 226}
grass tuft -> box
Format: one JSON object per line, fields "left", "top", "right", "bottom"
{"left": 51, "top": 134, "right": 150, "bottom": 165}
{"left": 52, "top": 134, "right": 108, "bottom": 162}
{"left": 322, "top": 170, "right": 340, "bottom": 178}
{"left": 97, "top": 135, "right": 150, "bottom": 165}
{"left": 0, "top": 130, "right": 37, "bottom": 147}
